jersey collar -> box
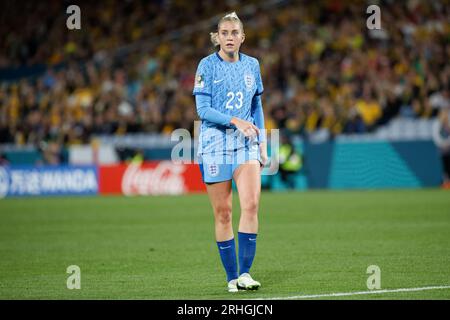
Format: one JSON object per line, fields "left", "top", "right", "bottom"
{"left": 216, "top": 52, "right": 241, "bottom": 62}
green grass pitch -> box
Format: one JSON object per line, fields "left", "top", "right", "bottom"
{"left": 0, "top": 189, "right": 449, "bottom": 299}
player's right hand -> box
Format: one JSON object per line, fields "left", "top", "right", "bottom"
{"left": 230, "top": 117, "right": 260, "bottom": 138}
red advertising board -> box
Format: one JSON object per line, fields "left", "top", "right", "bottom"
{"left": 99, "top": 162, "right": 206, "bottom": 195}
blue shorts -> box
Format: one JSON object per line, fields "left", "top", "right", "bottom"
{"left": 198, "top": 144, "right": 261, "bottom": 184}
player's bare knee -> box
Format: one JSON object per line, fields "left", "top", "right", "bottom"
{"left": 217, "top": 213, "right": 232, "bottom": 225}
{"left": 214, "top": 206, "right": 232, "bottom": 225}
{"left": 242, "top": 199, "right": 259, "bottom": 217}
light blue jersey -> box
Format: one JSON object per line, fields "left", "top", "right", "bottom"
{"left": 193, "top": 52, "right": 264, "bottom": 151}
{"left": 193, "top": 52, "right": 265, "bottom": 183}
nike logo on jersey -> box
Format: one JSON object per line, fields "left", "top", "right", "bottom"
{"left": 213, "top": 79, "right": 224, "bottom": 84}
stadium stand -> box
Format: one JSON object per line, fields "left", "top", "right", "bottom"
{"left": 0, "top": 0, "right": 448, "bottom": 163}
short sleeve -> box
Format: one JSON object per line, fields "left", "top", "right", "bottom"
{"left": 255, "top": 60, "right": 264, "bottom": 96}
{"left": 193, "top": 58, "right": 212, "bottom": 97}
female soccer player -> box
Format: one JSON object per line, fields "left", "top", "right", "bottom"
{"left": 192, "top": 12, "right": 267, "bottom": 292}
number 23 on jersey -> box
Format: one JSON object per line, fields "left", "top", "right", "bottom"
{"left": 226, "top": 91, "right": 243, "bottom": 110}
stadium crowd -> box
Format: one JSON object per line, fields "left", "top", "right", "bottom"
{"left": 0, "top": 0, "right": 449, "bottom": 147}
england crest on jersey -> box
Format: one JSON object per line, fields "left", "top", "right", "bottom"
{"left": 244, "top": 73, "right": 255, "bottom": 91}
{"left": 208, "top": 163, "right": 219, "bottom": 177}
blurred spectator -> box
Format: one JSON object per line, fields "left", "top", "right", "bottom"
{"left": 0, "top": 0, "right": 448, "bottom": 149}
{"left": 129, "top": 149, "right": 144, "bottom": 165}
{"left": 40, "top": 140, "right": 65, "bottom": 165}
{"left": 277, "top": 133, "right": 302, "bottom": 189}
{"left": 432, "top": 108, "right": 450, "bottom": 188}
{"left": 0, "top": 152, "right": 9, "bottom": 165}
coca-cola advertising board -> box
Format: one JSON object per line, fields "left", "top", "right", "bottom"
{"left": 99, "top": 162, "right": 206, "bottom": 195}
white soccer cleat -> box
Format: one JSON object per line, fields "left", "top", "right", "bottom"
{"left": 237, "top": 273, "right": 261, "bottom": 290}
{"left": 228, "top": 279, "right": 239, "bottom": 293}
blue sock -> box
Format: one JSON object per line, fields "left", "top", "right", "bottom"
{"left": 216, "top": 238, "right": 238, "bottom": 282}
{"left": 238, "top": 232, "right": 257, "bottom": 275}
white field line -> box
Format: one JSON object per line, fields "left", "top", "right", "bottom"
{"left": 251, "top": 285, "right": 450, "bottom": 300}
